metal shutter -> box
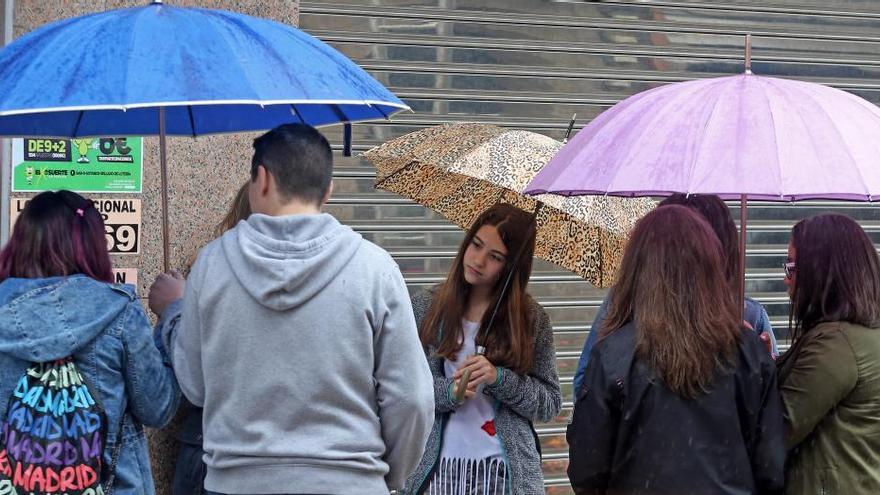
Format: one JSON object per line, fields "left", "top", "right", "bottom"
{"left": 299, "top": 1, "right": 880, "bottom": 492}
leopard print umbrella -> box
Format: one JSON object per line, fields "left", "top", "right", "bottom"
{"left": 363, "top": 123, "right": 656, "bottom": 287}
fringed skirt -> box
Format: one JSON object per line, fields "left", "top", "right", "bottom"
{"left": 426, "top": 457, "right": 508, "bottom": 495}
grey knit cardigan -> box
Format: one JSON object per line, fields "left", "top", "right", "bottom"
{"left": 404, "top": 287, "right": 562, "bottom": 495}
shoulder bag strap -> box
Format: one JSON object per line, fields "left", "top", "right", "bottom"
{"left": 102, "top": 410, "right": 126, "bottom": 495}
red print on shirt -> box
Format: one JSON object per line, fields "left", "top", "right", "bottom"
{"left": 481, "top": 419, "right": 496, "bottom": 436}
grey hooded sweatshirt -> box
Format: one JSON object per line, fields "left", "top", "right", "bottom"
{"left": 169, "top": 213, "right": 434, "bottom": 495}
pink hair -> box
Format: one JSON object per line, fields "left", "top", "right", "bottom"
{"left": 0, "top": 191, "right": 113, "bottom": 283}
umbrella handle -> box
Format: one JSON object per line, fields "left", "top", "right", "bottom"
{"left": 454, "top": 368, "right": 471, "bottom": 403}
{"left": 454, "top": 345, "right": 486, "bottom": 403}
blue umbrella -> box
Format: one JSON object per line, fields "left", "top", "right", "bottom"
{"left": 0, "top": 0, "right": 409, "bottom": 269}
{"left": 0, "top": 1, "right": 407, "bottom": 134}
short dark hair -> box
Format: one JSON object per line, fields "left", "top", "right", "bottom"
{"left": 790, "top": 213, "right": 880, "bottom": 336}
{"left": 0, "top": 190, "right": 113, "bottom": 283}
{"left": 250, "top": 124, "right": 333, "bottom": 204}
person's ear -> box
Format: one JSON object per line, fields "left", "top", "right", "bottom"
{"left": 320, "top": 180, "right": 334, "bottom": 207}
{"left": 256, "top": 165, "right": 271, "bottom": 197}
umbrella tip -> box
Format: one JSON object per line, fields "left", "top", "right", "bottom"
{"left": 563, "top": 113, "right": 577, "bottom": 143}
{"left": 744, "top": 34, "right": 752, "bottom": 73}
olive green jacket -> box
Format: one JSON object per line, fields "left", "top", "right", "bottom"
{"left": 778, "top": 321, "right": 880, "bottom": 494}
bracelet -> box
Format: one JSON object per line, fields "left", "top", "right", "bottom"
{"left": 491, "top": 367, "right": 504, "bottom": 387}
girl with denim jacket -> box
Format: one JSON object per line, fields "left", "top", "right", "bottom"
{"left": 0, "top": 190, "right": 180, "bottom": 494}
{"left": 404, "top": 204, "right": 562, "bottom": 495}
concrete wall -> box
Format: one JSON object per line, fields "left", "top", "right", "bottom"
{"left": 11, "top": 1, "right": 299, "bottom": 493}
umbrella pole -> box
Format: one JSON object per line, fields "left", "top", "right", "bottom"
{"left": 740, "top": 36, "right": 750, "bottom": 318}
{"left": 739, "top": 194, "right": 747, "bottom": 320}
{"left": 159, "top": 107, "right": 170, "bottom": 273}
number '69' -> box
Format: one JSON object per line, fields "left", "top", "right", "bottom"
{"left": 104, "top": 225, "right": 137, "bottom": 252}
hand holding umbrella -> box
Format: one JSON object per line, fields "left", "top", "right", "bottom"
{"left": 452, "top": 345, "right": 487, "bottom": 403}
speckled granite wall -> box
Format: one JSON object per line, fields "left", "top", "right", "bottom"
{"left": 12, "top": 2, "right": 300, "bottom": 493}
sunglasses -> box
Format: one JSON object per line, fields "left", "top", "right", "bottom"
{"left": 783, "top": 261, "right": 796, "bottom": 279}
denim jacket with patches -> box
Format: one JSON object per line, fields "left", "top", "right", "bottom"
{"left": 0, "top": 275, "right": 180, "bottom": 494}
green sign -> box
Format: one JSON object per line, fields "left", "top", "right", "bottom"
{"left": 11, "top": 137, "right": 143, "bottom": 193}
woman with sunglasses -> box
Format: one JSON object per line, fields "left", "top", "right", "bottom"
{"left": 778, "top": 213, "right": 880, "bottom": 493}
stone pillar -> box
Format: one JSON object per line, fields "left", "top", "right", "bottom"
{"left": 11, "top": 1, "right": 300, "bottom": 493}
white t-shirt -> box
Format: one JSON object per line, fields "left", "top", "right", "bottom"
{"left": 439, "top": 319, "right": 503, "bottom": 460}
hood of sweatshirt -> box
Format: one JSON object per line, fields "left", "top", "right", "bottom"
{"left": 0, "top": 275, "right": 135, "bottom": 362}
{"left": 221, "top": 213, "right": 363, "bottom": 311}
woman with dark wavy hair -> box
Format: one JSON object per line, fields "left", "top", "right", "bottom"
{"left": 778, "top": 213, "right": 880, "bottom": 494}
{"left": 567, "top": 205, "right": 785, "bottom": 494}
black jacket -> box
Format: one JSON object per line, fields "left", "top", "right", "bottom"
{"left": 567, "top": 323, "right": 785, "bottom": 495}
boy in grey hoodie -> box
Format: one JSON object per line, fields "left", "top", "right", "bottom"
{"left": 154, "top": 124, "right": 434, "bottom": 494}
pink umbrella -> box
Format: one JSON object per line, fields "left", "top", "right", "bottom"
{"left": 524, "top": 37, "right": 880, "bottom": 305}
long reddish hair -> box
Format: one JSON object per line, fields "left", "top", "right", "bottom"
{"left": 420, "top": 204, "right": 537, "bottom": 374}
{"left": 604, "top": 205, "right": 741, "bottom": 398}
{"left": 0, "top": 190, "right": 113, "bottom": 283}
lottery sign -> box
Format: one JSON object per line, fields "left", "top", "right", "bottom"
{"left": 10, "top": 198, "right": 142, "bottom": 254}
{"left": 11, "top": 137, "right": 143, "bottom": 193}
